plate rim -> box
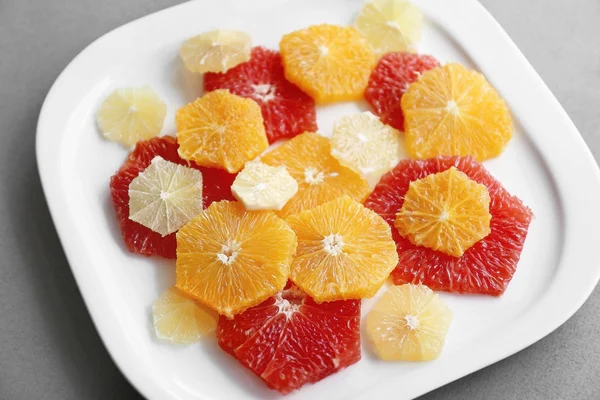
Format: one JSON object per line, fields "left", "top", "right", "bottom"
{"left": 35, "top": 0, "right": 600, "bottom": 399}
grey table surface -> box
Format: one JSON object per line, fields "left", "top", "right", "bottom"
{"left": 1, "top": 0, "right": 599, "bottom": 399}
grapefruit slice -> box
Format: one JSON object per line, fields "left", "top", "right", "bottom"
{"left": 231, "top": 161, "right": 298, "bottom": 211}
{"left": 110, "top": 136, "right": 236, "bottom": 258}
{"left": 97, "top": 86, "right": 167, "bottom": 147}
{"left": 365, "top": 52, "right": 439, "bottom": 130}
{"left": 175, "top": 201, "right": 297, "bottom": 318}
{"left": 204, "top": 47, "right": 318, "bottom": 144}
{"left": 179, "top": 29, "right": 252, "bottom": 74}
{"left": 364, "top": 155, "right": 533, "bottom": 295}
{"left": 366, "top": 284, "right": 452, "bottom": 361}
{"left": 152, "top": 286, "right": 218, "bottom": 344}
{"left": 217, "top": 283, "right": 361, "bottom": 394}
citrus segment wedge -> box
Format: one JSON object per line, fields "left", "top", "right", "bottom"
{"left": 152, "top": 286, "right": 218, "bottom": 344}
{"left": 402, "top": 63, "right": 513, "bottom": 160}
{"left": 128, "top": 156, "right": 204, "bottom": 236}
{"left": 285, "top": 195, "right": 398, "bottom": 302}
{"left": 231, "top": 162, "right": 298, "bottom": 211}
{"left": 279, "top": 24, "right": 375, "bottom": 103}
{"left": 366, "top": 284, "right": 452, "bottom": 361}
{"left": 331, "top": 111, "right": 402, "bottom": 176}
{"left": 217, "top": 283, "right": 361, "bottom": 394}
{"left": 97, "top": 86, "right": 167, "bottom": 147}
{"left": 176, "top": 89, "right": 268, "bottom": 173}
{"left": 261, "top": 132, "right": 371, "bottom": 218}
{"left": 179, "top": 29, "right": 251, "bottom": 74}
{"left": 176, "top": 201, "right": 297, "bottom": 318}
{"left": 204, "top": 47, "right": 318, "bottom": 143}
{"left": 364, "top": 156, "right": 533, "bottom": 295}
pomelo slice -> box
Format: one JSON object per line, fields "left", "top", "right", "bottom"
{"left": 179, "top": 29, "right": 251, "bottom": 74}
{"left": 231, "top": 162, "right": 298, "bottom": 211}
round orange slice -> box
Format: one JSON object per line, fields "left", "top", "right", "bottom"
{"left": 279, "top": 24, "right": 375, "bottom": 103}
{"left": 395, "top": 167, "right": 491, "bottom": 257}
{"left": 260, "top": 132, "right": 371, "bottom": 218}
{"left": 175, "top": 201, "right": 296, "bottom": 318}
{"left": 402, "top": 63, "right": 513, "bottom": 160}
{"left": 176, "top": 89, "right": 268, "bottom": 173}
{"left": 285, "top": 195, "right": 398, "bottom": 302}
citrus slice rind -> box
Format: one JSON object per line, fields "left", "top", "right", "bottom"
{"left": 231, "top": 162, "right": 298, "bottom": 211}
{"left": 179, "top": 29, "right": 252, "bottom": 74}
{"left": 331, "top": 111, "right": 402, "bottom": 176}
{"left": 279, "top": 24, "right": 375, "bottom": 103}
{"left": 176, "top": 89, "right": 268, "bottom": 173}
{"left": 366, "top": 284, "right": 452, "bottom": 361}
{"left": 152, "top": 286, "right": 218, "bottom": 344}
{"left": 97, "top": 86, "right": 167, "bottom": 147}
{"left": 285, "top": 195, "right": 398, "bottom": 302}
{"left": 175, "top": 201, "right": 297, "bottom": 318}
{"left": 402, "top": 63, "right": 513, "bottom": 161}
{"left": 354, "top": 1, "right": 422, "bottom": 55}
{"left": 260, "top": 132, "right": 371, "bottom": 218}
{"left": 128, "top": 156, "right": 204, "bottom": 237}
{"left": 395, "top": 167, "right": 492, "bottom": 257}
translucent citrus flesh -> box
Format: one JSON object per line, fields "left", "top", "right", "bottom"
{"left": 354, "top": 1, "right": 422, "bottom": 55}
{"left": 285, "top": 195, "right": 398, "bottom": 302}
{"left": 152, "top": 286, "right": 218, "bottom": 344}
{"left": 366, "top": 284, "right": 452, "bottom": 361}
{"left": 279, "top": 24, "right": 375, "bottom": 103}
{"left": 180, "top": 29, "right": 252, "bottom": 74}
{"left": 401, "top": 63, "right": 513, "bottom": 161}
{"left": 176, "top": 201, "right": 297, "bottom": 318}
{"left": 97, "top": 86, "right": 167, "bottom": 147}
{"left": 331, "top": 111, "right": 402, "bottom": 176}
{"left": 176, "top": 89, "right": 268, "bottom": 173}
{"left": 395, "top": 167, "right": 491, "bottom": 257}
{"left": 260, "top": 132, "right": 371, "bottom": 218}
{"left": 231, "top": 162, "right": 298, "bottom": 211}
{"left": 128, "top": 156, "right": 204, "bottom": 236}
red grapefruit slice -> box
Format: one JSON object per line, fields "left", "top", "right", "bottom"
{"left": 364, "top": 52, "right": 439, "bottom": 131}
{"left": 110, "top": 136, "right": 236, "bottom": 258}
{"left": 217, "top": 283, "right": 361, "bottom": 394}
{"left": 364, "top": 156, "right": 533, "bottom": 295}
{"left": 204, "top": 46, "right": 317, "bottom": 144}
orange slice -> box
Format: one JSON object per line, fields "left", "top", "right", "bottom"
{"left": 279, "top": 24, "right": 375, "bottom": 103}
{"left": 395, "top": 167, "right": 491, "bottom": 257}
{"left": 286, "top": 195, "right": 398, "bottom": 302}
{"left": 152, "top": 286, "right": 218, "bottom": 344}
{"left": 176, "top": 89, "right": 268, "bottom": 173}
{"left": 366, "top": 284, "right": 453, "bottom": 361}
{"left": 261, "top": 132, "right": 371, "bottom": 218}
{"left": 175, "top": 201, "right": 296, "bottom": 318}
{"left": 402, "top": 63, "right": 513, "bottom": 160}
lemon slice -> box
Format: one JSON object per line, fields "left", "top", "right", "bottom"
{"left": 152, "top": 286, "right": 218, "bottom": 344}
{"left": 128, "top": 156, "right": 203, "bottom": 236}
{"left": 180, "top": 29, "right": 252, "bottom": 74}
{"left": 366, "top": 284, "right": 452, "bottom": 361}
{"left": 231, "top": 161, "right": 298, "bottom": 211}
{"left": 97, "top": 86, "right": 167, "bottom": 147}
{"left": 355, "top": 0, "right": 423, "bottom": 55}
{"left": 331, "top": 111, "right": 402, "bottom": 176}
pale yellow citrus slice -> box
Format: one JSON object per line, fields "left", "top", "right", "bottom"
{"left": 128, "top": 156, "right": 203, "bottom": 236}
{"left": 179, "top": 29, "right": 252, "bottom": 74}
{"left": 395, "top": 167, "right": 492, "bottom": 257}
{"left": 366, "top": 284, "right": 453, "bottom": 361}
{"left": 97, "top": 86, "right": 167, "bottom": 147}
{"left": 231, "top": 162, "right": 298, "bottom": 211}
{"left": 355, "top": 0, "right": 423, "bottom": 55}
{"left": 152, "top": 286, "right": 218, "bottom": 344}
{"left": 331, "top": 111, "right": 402, "bottom": 176}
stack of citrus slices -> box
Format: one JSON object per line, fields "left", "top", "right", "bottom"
{"left": 97, "top": 0, "right": 533, "bottom": 395}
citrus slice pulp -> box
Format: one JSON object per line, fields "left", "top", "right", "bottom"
{"left": 179, "top": 29, "right": 252, "bottom": 74}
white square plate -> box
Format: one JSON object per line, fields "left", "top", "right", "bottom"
{"left": 36, "top": 0, "right": 600, "bottom": 399}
